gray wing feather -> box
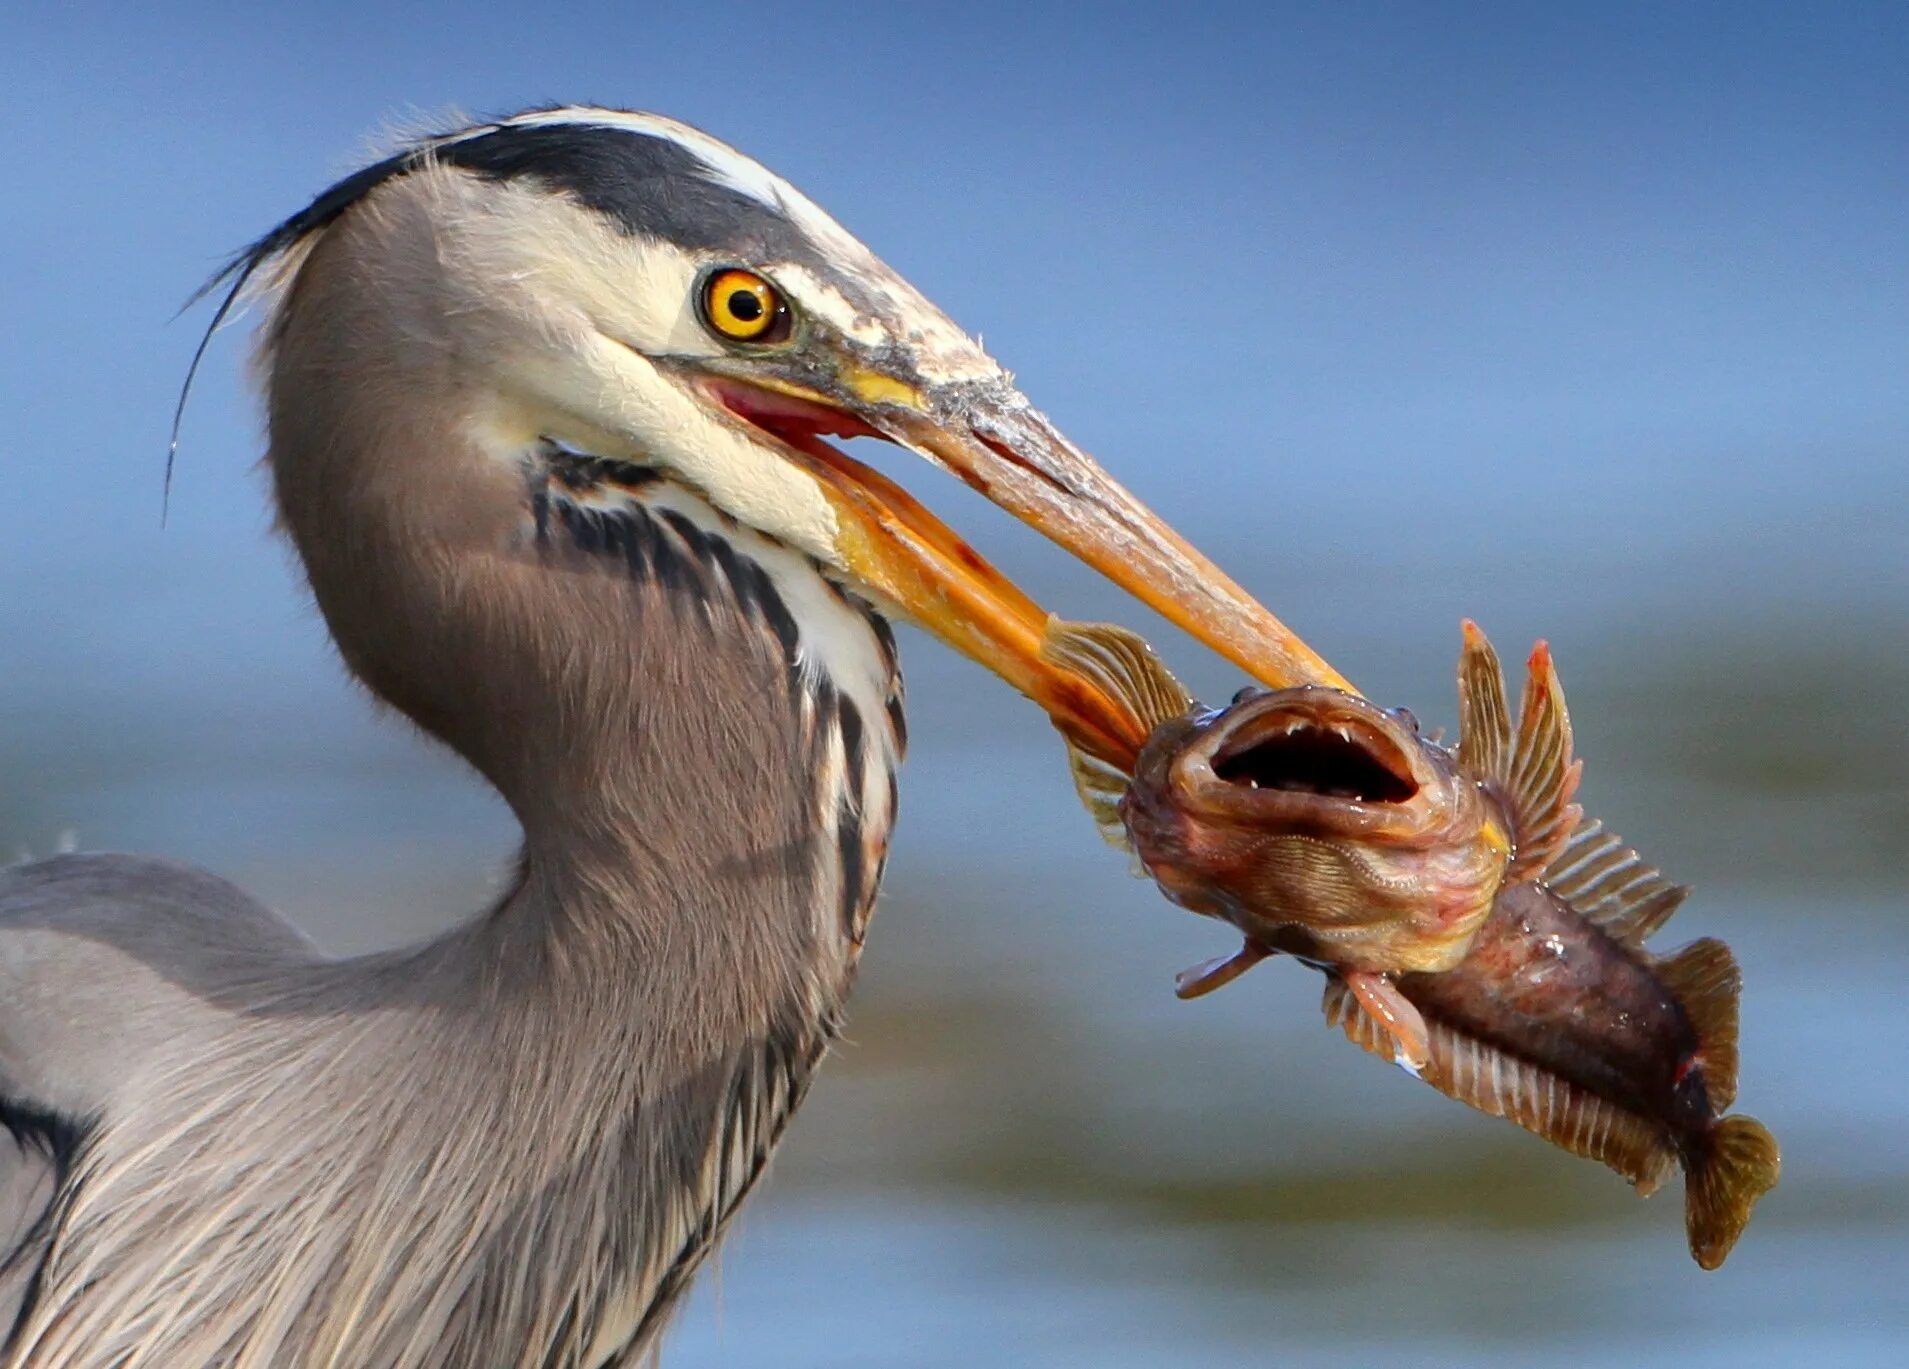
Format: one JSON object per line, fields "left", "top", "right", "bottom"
{"left": 0, "top": 853, "right": 318, "bottom": 1111}
{"left": 0, "top": 853, "right": 322, "bottom": 1328}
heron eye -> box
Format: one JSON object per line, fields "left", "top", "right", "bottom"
{"left": 701, "top": 269, "right": 788, "bottom": 343}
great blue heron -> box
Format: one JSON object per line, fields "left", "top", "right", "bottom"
{"left": 0, "top": 107, "right": 1341, "bottom": 1366}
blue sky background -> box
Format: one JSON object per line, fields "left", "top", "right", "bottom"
{"left": 4, "top": 6, "right": 1907, "bottom": 1365}
{"left": 6, "top": 4, "right": 1904, "bottom": 712}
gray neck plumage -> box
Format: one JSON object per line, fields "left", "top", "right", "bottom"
{"left": 223, "top": 376, "right": 902, "bottom": 1359}
{"left": 14, "top": 435, "right": 906, "bottom": 1365}
{"left": 356, "top": 447, "right": 905, "bottom": 1359}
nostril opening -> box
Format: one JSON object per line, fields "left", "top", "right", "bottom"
{"left": 974, "top": 431, "right": 1071, "bottom": 496}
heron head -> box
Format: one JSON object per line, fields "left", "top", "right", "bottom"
{"left": 224, "top": 107, "right": 1348, "bottom": 764}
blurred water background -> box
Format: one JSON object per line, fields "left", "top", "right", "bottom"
{"left": 4, "top": 4, "right": 1905, "bottom": 1365}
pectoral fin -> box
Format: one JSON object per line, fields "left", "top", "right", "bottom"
{"left": 1042, "top": 619, "right": 1199, "bottom": 854}
{"left": 1340, "top": 970, "right": 1431, "bottom": 1072}
{"left": 1060, "top": 744, "right": 1141, "bottom": 854}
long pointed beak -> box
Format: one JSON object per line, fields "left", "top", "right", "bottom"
{"left": 884, "top": 384, "right": 1353, "bottom": 689}
{"left": 702, "top": 371, "right": 1353, "bottom": 769}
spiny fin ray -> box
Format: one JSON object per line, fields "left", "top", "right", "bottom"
{"left": 1506, "top": 641, "right": 1583, "bottom": 879}
{"left": 1456, "top": 619, "right": 1512, "bottom": 783}
{"left": 1456, "top": 624, "right": 1582, "bottom": 882}
{"left": 1041, "top": 619, "right": 1197, "bottom": 854}
{"left": 1323, "top": 978, "right": 1676, "bottom": 1194}
{"left": 1543, "top": 818, "right": 1691, "bottom": 947}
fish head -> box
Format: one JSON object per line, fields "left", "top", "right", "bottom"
{"left": 1120, "top": 684, "right": 1511, "bottom": 971}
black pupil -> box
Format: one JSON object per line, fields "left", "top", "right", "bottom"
{"left": 727, "top": 289, "right": 765, "bottom": 322}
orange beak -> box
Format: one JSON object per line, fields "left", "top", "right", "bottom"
{"left": 702, "top": 371, "right": 1354, "bottom": 769}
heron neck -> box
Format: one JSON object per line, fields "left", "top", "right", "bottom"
{"left": 301, "top": 460, "right": 903, "bottom": 1358}
{"left": 278, "top": 438, "right": 904, "bottom": 1037}
{"left": 193, "top": 212, "right": 904, "bottom": 1360}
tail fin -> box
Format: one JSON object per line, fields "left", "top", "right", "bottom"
{"left": 1685, "top": 1115, "right": 1780, "bottom": 1269}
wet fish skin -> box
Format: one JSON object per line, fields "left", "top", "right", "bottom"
{"left": 1044, "top": 619, "right": 1575, "bottom": 1062}
{"left": 1042, "top": 620, "right": 1557, "bottom": 980}
{"left": 1332, "top": 878, "right": 1779, "bottom": 1269}
{"left": 1403, "top": 881, "right": 1698, "bottom": 1119}
{"left": 1040, "top": 616, "right": 1779, "bottom": 1267}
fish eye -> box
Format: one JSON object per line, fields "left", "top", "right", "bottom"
{"left": 1392, "top": 706, "right": 1421, "bottom": 734}
{"left": 700, "top": 268, "right": 792, "bottom": 344}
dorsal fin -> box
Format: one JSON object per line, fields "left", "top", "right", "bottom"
{"left": 1456, "top": 619, "right": 1512, "bottom": 783}
{"left": 1656, "top": 938, "right": 1742, "bottom": 1112}
{"left": 1507, "top": 641, "right": 1584, "bottom": 877}
{"left": 1040, "top": 619, "right": 1197, "bottom": 856}
{"left": 1542, "top": 818, "right": 1691, "bottom": 948}
{"left": 1455, "top": 623, "right": 1583, "bottom": 882}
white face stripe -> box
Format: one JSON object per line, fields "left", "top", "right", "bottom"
{"left": 255, "top": 108, "right": 1010, "bottom": 588}
{"left": 432, "top": 106, "right": 1006, "bottom": 385}
{"left": 412, "top": 171, "right": 843, "bottom": 564}
{"left": 771, "top": 263, "right": 890, "bottom": 346}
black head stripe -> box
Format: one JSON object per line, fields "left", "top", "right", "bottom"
{"left": 198, "top": 114, "right": 825, "bottom": 320}
{"left": 171, "top": 110, "right": 878, "bottom": 510}
{"left": 436, "top": 124, "right": 822, "bottom": 266}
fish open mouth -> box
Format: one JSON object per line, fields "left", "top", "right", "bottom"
{"left": 1210, "top": 704, "right": 1420, "bottom": 804}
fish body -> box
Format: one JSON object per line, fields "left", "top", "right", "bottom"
{"left": 1042, "top": 617, "right": 1779, "bottom": 1267}
{"left": 1403, "top": 882, "right": 1701, "bottom": 1123}
{"left": 1328, "top": 876, "right": 1778, "bottom": 1268}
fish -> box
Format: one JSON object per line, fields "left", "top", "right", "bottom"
{"left": 1042, "top": 617, "right": 1780, "bottom": 1268}
{"left": 1046, "top": 619, "right": 1580, "bottom": 1070}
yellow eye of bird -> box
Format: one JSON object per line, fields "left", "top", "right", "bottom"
{"left": 701, "top": 269, "right": 787, "bottom": 343}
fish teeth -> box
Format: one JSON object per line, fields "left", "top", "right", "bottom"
{"left": 1251, "top": 713, "right": 1387, "bottom": 755}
